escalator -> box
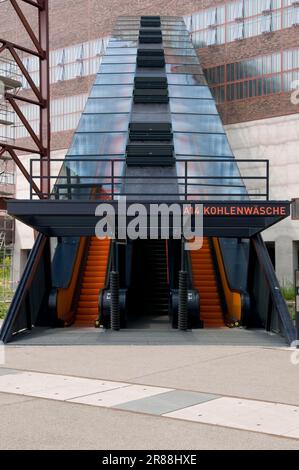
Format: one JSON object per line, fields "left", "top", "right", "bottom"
{"left": 190, "top": 238, "right": 225, "bottom": 328}
{"left": 127, "top": 240, "right": 169, "bottom": 327}
{"left": 74, "top": 237, "right": 110, "bottom": 327}
{"left": 1, "top": 15, "right": 296, "bottom": 345}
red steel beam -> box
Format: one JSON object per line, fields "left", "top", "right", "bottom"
{"left": 6, "top": 148, "right": 42, "bottom": 198}
{"left": 7, "top": 96, "right": 44, "bottom": 152}
{"left": 10, "top": 0, "right": 44, "bottom": 57}
{"left": 0, "top": 39, "right": 42, "bottom": 58}
{"left": 8, "top": 46, "right": 43, "bottom": 102}
{"left": 22, "top": 0, "right": 43, "bottom": 8}
{"left": 39, "top": 0, "right": 50, "bottom": 195}
{"left": 0, "top": 143, "right": 41, "bottom": 154}
{"left": 5, "top": 93, "right": 42, "bottom": 107}
{"left": 0, "top": 0, "right": 50, "bottom": 198}
{"left": 0, "top": 198, "right": 8, "bottom": 210}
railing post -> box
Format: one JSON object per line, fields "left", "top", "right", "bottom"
{"left": 30, "top": 158, "right": 32, "bottom": 199}
{"left": 185, "top": 160, "right": 188, "bottom": 199}
{"left": 111, "top": 160, "right": 114, "bottom": 199}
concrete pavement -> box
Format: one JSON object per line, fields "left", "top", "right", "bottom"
{"left": 1, "top": 391, "right": 298, "bottom": 450}
{"left": 0, "top": 326, "right": 298, "bottom": 449}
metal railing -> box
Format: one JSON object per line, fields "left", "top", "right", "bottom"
{"left": 29, "top": 157, "right": 270, "bottom": 201}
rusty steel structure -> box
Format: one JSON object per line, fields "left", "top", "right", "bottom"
{"left": 0, "top": 0, "right": 50, "bottom": 199}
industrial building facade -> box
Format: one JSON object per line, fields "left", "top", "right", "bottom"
{"left": 0, "top": 0, "right": 298, "bottom": 289}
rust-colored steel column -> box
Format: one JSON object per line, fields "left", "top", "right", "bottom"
{"left": 39, "top": 0, "right": 51, "bottom": 197}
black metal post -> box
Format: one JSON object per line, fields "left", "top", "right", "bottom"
{"left": 110, "top": 240, "right": 120, "bottom": 330}
{"left": 295, "top": 270, "right": 299, "bottom": 347}
{"left": 178, "top": 238, "right": 188, "bottom": 331}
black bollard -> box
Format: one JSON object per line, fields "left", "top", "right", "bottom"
{"left": 178, "top": 270, "right": 188, "bottom": 331}
{"left": 110, "top": 270, "right": 120, "bottom": 331}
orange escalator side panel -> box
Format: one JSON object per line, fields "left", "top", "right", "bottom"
{"left": 212, "top": 237, "right": 242, "bottom": 322}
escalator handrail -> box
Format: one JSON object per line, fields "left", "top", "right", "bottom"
{"left": 185, "top": 250, "right": 194, "bottom": 290}
{"left": 212, "top": 237, "right": 250, "bottom": 322}
{"left": 0, "top": 233, "right": 47, "bottom": 343}
{"left": 103, "top": 239, "right": 112, "bottom": 289}
{"left": 252, "top": 234, "right": 296, "bottom": 344}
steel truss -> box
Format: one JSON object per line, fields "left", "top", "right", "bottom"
{"left": 0, "top": 0, "right": 50, "bottom": 199}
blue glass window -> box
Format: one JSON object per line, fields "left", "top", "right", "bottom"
{"left": 90, "top": 85, "right": 133, "bottom": 98}
{"left": 77, "top": 114, "right": 130, "bottom": 132}
{"left": 84, "top": 98, "right": 131, "bottom": 113}
{"left": 172, "top": 114, "right": 224, "bottom": 133}
{"left": 170, "top": 98, "right": 218, "bottom": 114}
{"left": 68, "top": 133, "right": 127, "bottom": 156}
{"left": 174, "top": 133, "right": 233, "bottom": 157}
{"left": 169, "top": 85, "right": 212, "bottom": 99}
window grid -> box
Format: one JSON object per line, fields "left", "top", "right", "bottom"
{"left": 205, "top": 47, "right": 299, "bottom": 103}
{"left": 21, "top": 38, "right": 109, "bottom": 88}
{"left": 185, "top": 2, "right": 299, "bottom": 47}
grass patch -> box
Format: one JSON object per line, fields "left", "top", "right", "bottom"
{"left": 0, "top": 254, "right": 12, "bottom": 320}
{"left": 287, "top": 303, "right": 296, "bottom": 322}
{"left": 0, "top": 302, "right": 9, "bottom": 319}
{"left": 281, "top": 283, "right": 295, "bottom": 302}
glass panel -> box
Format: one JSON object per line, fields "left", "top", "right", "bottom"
{"left": 77, "top": 114, "right": 130, "bottom": 132}
{"left": 102, "top": 55, "right": 136, "bottom": 64}
{"left": 168, "top": 85, "right": 212, "bottom": 99}
{"left": 90, "top": 85, "right": 133, "bottom": 98}
{"left": 170, "top": 98, "right": 218, "bottom": 114}
{"left": 162, "top": 31, "right": 189, "bottom": 37}
{"left": 84, "top": 98, "right": 131, "bottom": 113}
{"left": 68, "top": 133, "right": 127, "bottom": 155}
{"left": 207, "top": 28, "right": 217, "bottom": 46}
{"left": 106, "top": 48, "right": 137, "bottom": 55}
{"left": 163, "top": 40, "right": 194, "bottom": 48}
{"left": 227, "top": 1, "right": 244, "bottom": 21}
{"left": 112, "top": 29, "right": 140, "bottom": 34}
{"left": 261, "top": 14, "right": 272, "bottom": 33}
{"left": 166, "top": 64, "right": 204, "bottom": 74}
{"left": 55, "top": 159, "right": 125, "bottom": 200}
{"left": 165, "top": 55, "right": 199, "bottom": 65}
{"left": 167, "top": 74, "right": 205, "bottom": 85}
{"left": 99, "top": 64, "right": 136, "bottom": 73}
{"left": 174, "top": 133, "right": 233, "bottom": 157}
{"left": 111, "top": 35, "right": 138, "bottom": 41}
{"left": 172, "top": 114, "right": 224, "bottom": 133}
{"left": 94, "top": 73, "right": 134, "bottom": 84}
{"left": 176, "top": 159, "right": 245, "bottom": 200}
{"left": 164, "top": 48, "right": 196, "bottom": 56}
{"left": 108, "top": 40, "right": 138, "bottom": 47}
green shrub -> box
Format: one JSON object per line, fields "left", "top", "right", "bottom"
{"left": 0, "top": 302, "right": 8, "bottom": 319}
{"left": 281, "top": 283, "right": 295, "bottom": 301}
